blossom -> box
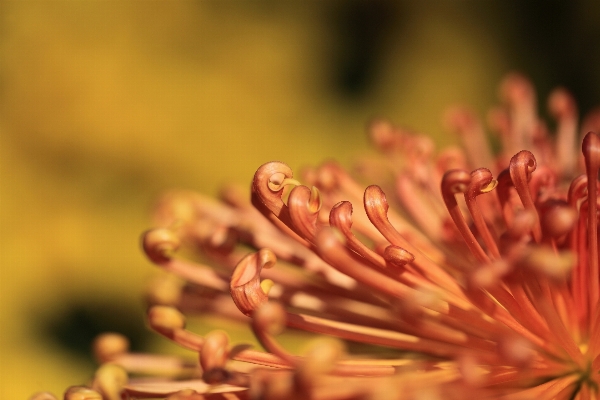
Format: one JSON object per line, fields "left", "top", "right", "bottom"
{"left": 31, "top": 74, "right": 600, "bottom": 400}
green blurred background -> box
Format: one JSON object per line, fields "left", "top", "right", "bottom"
{"left": 1, "top": 1, "right": 599, "bottom": 398}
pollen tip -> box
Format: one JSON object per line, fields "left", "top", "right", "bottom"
{"left": 481, "top": 179, "right": 498, "bottom": 193}
{"left": 368, "top": 118, "right": 396, "bottom": 150}
{"left": 582, "top": 131, "right": 600, "bottom": 166}
{"left": 540, "top": 203, "right": 578, "bottom": 238}
{"left": 260, "top": 279, "right": 275, "bottom": 295}
{"left": 200, "top": 330, "right": 230, "bottom": 372}
{"left": 470, "top": 265, "right": 499, "bottom": 289}
{"left": 92, "top": 364, "right": 128, "bottom": 400}
{"left": 268, "top": 175, "right": 301, "bottom": 193}
{"left": 497, "top": 336, "right": 534, "bottom": 367}
{"left": 300, "top": 338, "right": 346, "bottom": 379}
{"left": 521, "top": 247, "right": 575, "bottom": 281}
{"left": 145, "top": 274, "right": 182, "bottom": 306}
{"left": 147, "top": 305, "right": 186, "bottom": 332}
{"left": 458, "top": 355, "right": 486, "bottom": 387}
{"left": 93, "top": 333, "right": 129, "bottom": 363}
{"left": 500, "top": 72, "right": 534, "bottom": 105}
{"left": 442, "top": 106, "right": 476, "bottom": 133}
{"left": 548, "top": 87, "right": 576, "bottom": 118}
{"left": 383, "top": 245, "right": 415, "bottom": 269}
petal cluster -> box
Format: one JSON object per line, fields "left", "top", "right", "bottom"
{"left": 32, "top": 74, "right": 600, "bottom": 400}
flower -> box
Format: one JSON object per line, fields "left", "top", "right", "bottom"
{"left": 31, "top": 74, "right": 600, "bottom": 400}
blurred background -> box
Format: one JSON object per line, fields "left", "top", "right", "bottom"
{"left": 1, "top": 1, "right": 599, "bottom": 397}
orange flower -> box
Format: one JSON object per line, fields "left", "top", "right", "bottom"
{"left": 32, "top": 74, "right": 600, "bottom": 400}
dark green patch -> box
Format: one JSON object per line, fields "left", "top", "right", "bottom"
{"left": 33, "top": 297, "right": 150, "bottom": 365}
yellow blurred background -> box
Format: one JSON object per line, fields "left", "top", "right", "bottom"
{"left": 1, "top": 1, "right": 598, "bottom": 398}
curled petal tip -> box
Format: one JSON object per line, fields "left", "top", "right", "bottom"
{"left": 54, "top": 73, "right": 600, "bottom": 399}
{"left": 364, "top": 185, "right": 406, "bottom": 247}
{"left": 441, "top": 169, "right": 471, "bottom": 204}
{"left": 267, "top": 174, "right": 299, "bottom": 192}
{"left": 330, "top": 201, "right": 353, "bottom": 225}
{"left": 510, "top": 150, "right": 537, "bottom": 177}
{"left": 288, "top": 185, "right": 322, "bottom": 239}
{"left": 363, "top": 185, "right": 389, "bottom": 219}
{"left": 230, "top": 249, "right": 276, "bottom": 316}
{"left": 252, "top": 161, "right": 298, "bottom": 217}
{"left": 481, "top": 180, "right": 497, "bottom": 193}
{"left": 142, "top": 228, "right": 181, "bottom": 264}
{"left": 468, "top": 168, "right": 497, "bottom": 197}
{"left": 509, "top": 151, "right": 541, "bottom": 242}
{"left": 257, "top": 248, "right": 277, "bottom": 270}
